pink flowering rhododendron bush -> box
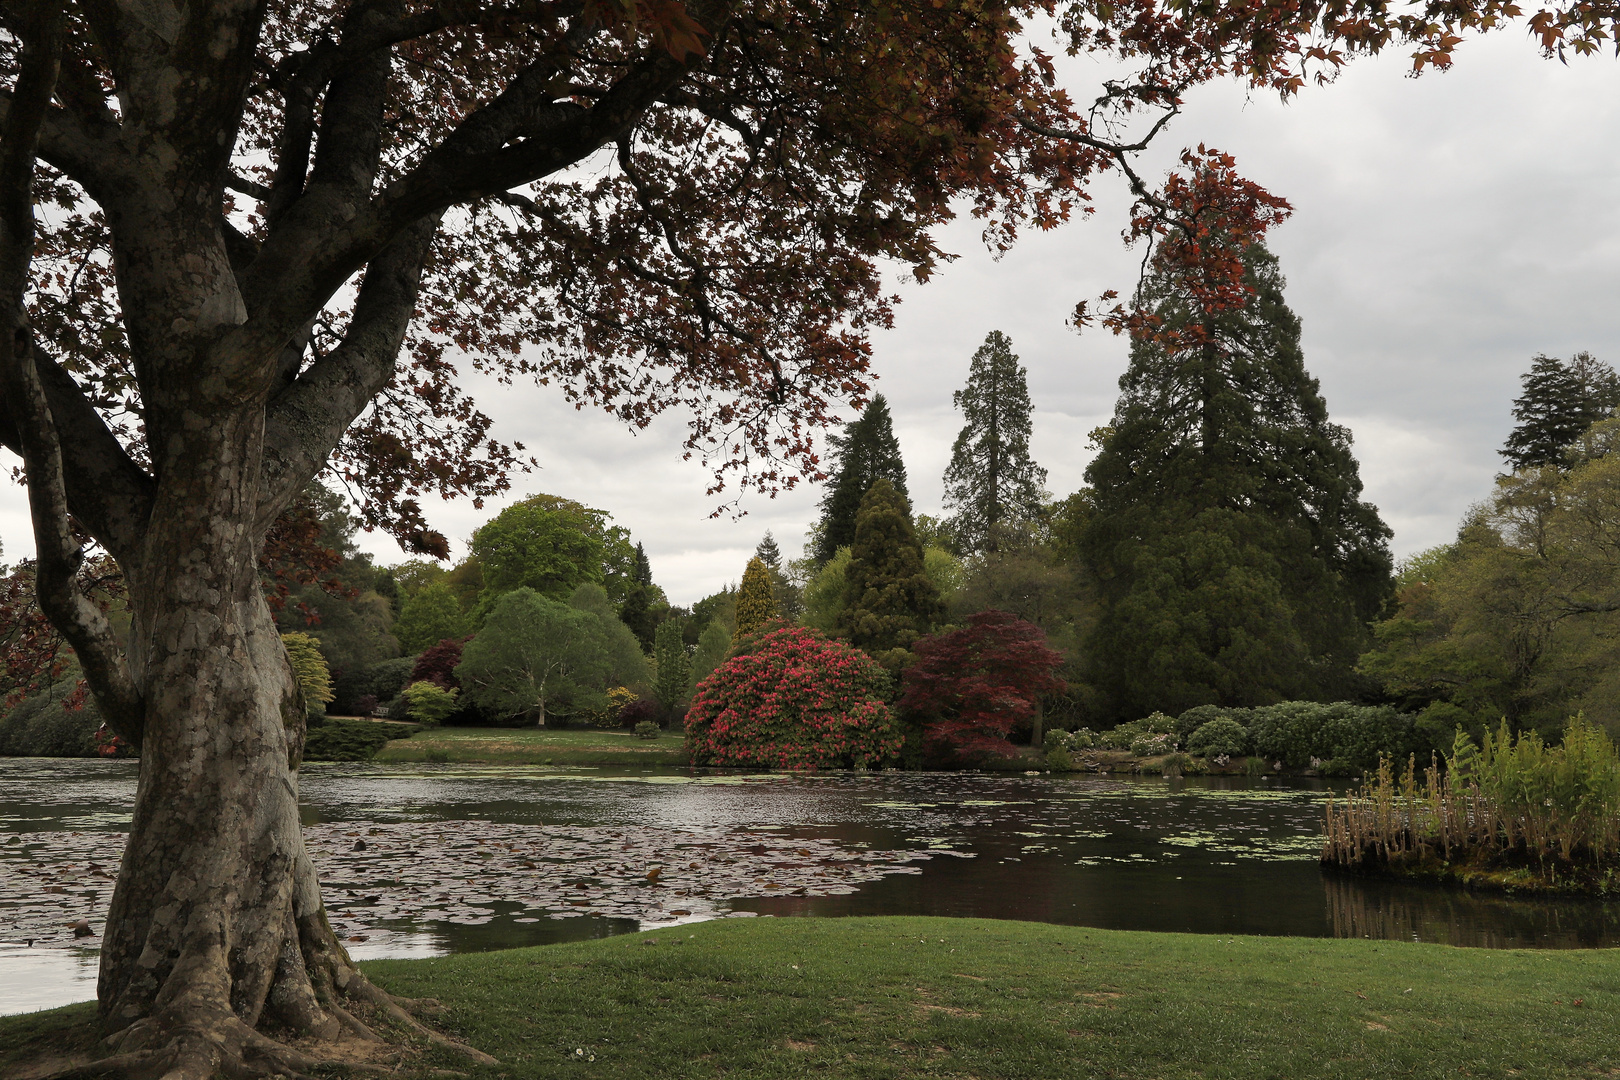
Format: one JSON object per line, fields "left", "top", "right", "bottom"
{"left": 686, "top": 625, "right": 901, "bottom": 769}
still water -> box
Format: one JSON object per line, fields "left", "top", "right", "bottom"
{"left": 5, "top": 757, "right": 1620, "bottom": 1015}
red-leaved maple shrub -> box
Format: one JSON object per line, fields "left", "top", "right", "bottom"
{"left": 685, "top": 625, "right": 900, "bottom": 770}
{"left": 410, "top": 636, "right": 469, "bottom": 690}
{"left": 901, "top": 611, "right": 1067, "bottom": 763}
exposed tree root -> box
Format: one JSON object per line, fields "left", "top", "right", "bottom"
{"left": 19, "top": 972, "right": 495, "bottom": 1080}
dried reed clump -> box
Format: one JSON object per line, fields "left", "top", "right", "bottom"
{"left": 1322, "top": 717, "right": 1620, "bottom": 891}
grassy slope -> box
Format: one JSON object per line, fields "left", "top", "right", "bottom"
{"left": 12, "top": 917, "right": 1611, "bottom": 1079}
{"left": 374, "top": 725, "right": 688, "bottom": 765}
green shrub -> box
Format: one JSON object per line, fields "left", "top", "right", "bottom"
{"left": 1044, "top": 727, "right": 1096, "bottom": 752}
{"left": 1044, "top": 746, "right": 1074, "bottom": 771}
{"left": 1130, "top": 732, "right": 1178, "bottom": 757}
{"left": 401, "top": 681, "right": 458, "bottom": 726}
{"left": 1187, "top": 719, "right": 1249, "bottom": 758}
{"left": 303, "top": 718, "right": 414, "bottom": 761}
{"left": 1102, "top": 712, "right": 1177, "bottom": 752}
{"left": 1248, "top": 701, "right": 1427, "bottom": 770}
{"left": 634, "top": 720, "right": 660, "bottom": 739}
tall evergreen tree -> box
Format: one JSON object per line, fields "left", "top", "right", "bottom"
{"left": 837, "top": 478, "right": 945, "bottom": 669}
{"left": 618, "top": 542, "right": 658, "bottom": 651}
{"left": 734, "top": 557, "right": 780, "bottom": 639}
{"left": 942, "top": 331, "right": 1048, "bottom": 553}
{"left": 1081, "top": 241, "right": 1393, "bottom": 718}
{"left": 755, "top": 531, "right": 802, "bottom": 621}
{"left": 652, "top": 620, "right": 691, "bottom": 711}
{"left": 1501, "top": 352, "right": 1620, "bottom": 471}
{"left": 813, "top": 395, "right": 910, "bottom": 563}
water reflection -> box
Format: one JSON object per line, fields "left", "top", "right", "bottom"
{"left": 5, "top": 758, "right": 1620, "bottom": 1015}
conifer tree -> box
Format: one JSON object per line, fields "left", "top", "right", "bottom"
{"left": 734, "top": 557, "right": 780, "bottom": 639}
{"left": 755, "top": 531, "right": 802, "bottom": 621}
{"left": 618, "top": 542, "right": 658, "bottom": 651}
{"left": 813, "top": 395, "right": 911, "bottom": 563}
{"left": 838, "top": 479, "right": 945, "bottom": 669}
{"left": 1501, "top": 352, "right": 1620, "bottom": 471}
{"left": 1081, "top": 241, "right": 1393, "bottom": 717}
{"left": 652, "top": 620, "right": 691, "bottom": 711}
{"left": 942, "top": 332, "right": 1049, "bottom": 553}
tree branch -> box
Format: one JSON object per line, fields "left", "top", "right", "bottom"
{"left": 0, "top": 4, "right": 144, "bottom": 743}
{"left": 0, "top": 344, "right": 154, "bottom": 560}
{"left": 257, "top": 213, "right": 443, "bottom": 531}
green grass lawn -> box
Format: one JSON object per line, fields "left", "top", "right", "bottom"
{"left": 374, "top": 725, "right": 689, "bottom": 765}
{"left": 7, "top": 916, "right": 1619, "bottom": 1078}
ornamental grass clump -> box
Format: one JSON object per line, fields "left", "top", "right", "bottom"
{"left": 1322, "top": 717, "right": 1620, "bottom": 894}
{"left": 684, "top": 625, "right": 900, "bottom": 769}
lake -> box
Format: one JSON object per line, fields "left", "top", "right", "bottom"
{"left": 5, "top": 757, "right": 1619, "bottom": 1016}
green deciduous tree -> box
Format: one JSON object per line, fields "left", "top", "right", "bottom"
{"left": 943, "top": 332, "right": 1049, "bottom": 554}
{"left": 735, "top": 556, "right": 780, "bottom": 638}
{"left": 400, "top": 680, "right": 458, "bottom": 726}
{"left": 1081, "top": 242, "right": 1393, "bottom": 718}
{"left": 802, "top": 547, "right": 852, "bottom": 633}
{"left": 813, "top": 395, "right": 911, "bottom": 564}
{"left": 1362, "top": 428, "right": 1620, "bottom": 739}
{"left": 567, "top": 583, "right": 653, "bottom": 694}
{"left": 456, "top": 589, "right": 607, "bottom": 728}
{"left": 838, "top": 478, "right": 945, "bottom": 669}
{"left": 393, "top": 580, "right": 471, "bottom": 655}
{"left": 471, "top": 495, "right": 611, "bottom": 607}
{"left": 1501, "top": 352, "right": 1620, "bottom": 472}
{"left": 653, "top": 620, "right": 692, "bottom": 711}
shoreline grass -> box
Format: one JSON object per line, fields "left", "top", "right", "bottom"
{"left": 373, "top": 725, "right": 690, "bottom": 766}
{"left": 7, "top": 916, "right": 1618, "bottom": 1078}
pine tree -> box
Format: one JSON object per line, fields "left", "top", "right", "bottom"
{"left": 1501, "top": 352, "right": 1620, "bottom": 471}
{"left": 813, "top": 395, "right": 910, "bottom": 563}
{"left": 756, "top": 531, "right": 783, "bottom": 570}
{"left": 734, "top": 557, "right": 780, "bottom": 639}
{"left": 837, "top": 478, "right": 945, "bottom": 669}
{"left": 942, "top": 331, "right": 1048, "bottom": 554}
{"left": 755, "top": 531, "right": 802, "bottom": 621}
{"left": 1081, "top": 241, "right": 1393, "bottom": 718}
{"left": 652, "top": 620, "right": 691, "bottom": 711}
{"left": 618, "top": 542, "right": 658, "bottom": 651}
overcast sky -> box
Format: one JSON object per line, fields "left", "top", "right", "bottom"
{"left": 3, "top": 31, "right": 1617, "bottom": 608}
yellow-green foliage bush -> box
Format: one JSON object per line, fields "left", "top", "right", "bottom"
{"left": 281, "top": 632, "right": 334, "bottom": 714}
{"left": 401, "top": 680, "right": 458, "bottom": 726}
{"left": 734, "top": 557, "right": 779, "bottom": 639}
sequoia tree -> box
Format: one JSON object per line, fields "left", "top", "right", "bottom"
{"left": 0, "top": 0, "right": 1601, "bottom": 1073}
{"left": 942, "top": 331, "right": 1048, "bottom": 553}
{"left": 1081, "top": 240, "right": 1393, "bottom": 716}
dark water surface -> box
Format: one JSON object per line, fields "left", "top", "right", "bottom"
{"left": 5, "top": 757, "right": 1620, "bottom": 1015}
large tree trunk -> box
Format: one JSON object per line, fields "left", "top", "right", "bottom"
{"left": 82, "top": 412, "right": 486, "bottom": 1078}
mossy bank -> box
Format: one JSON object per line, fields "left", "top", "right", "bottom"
{"left": 7, "top": 916, "right": 1618, "bottom": 1079}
